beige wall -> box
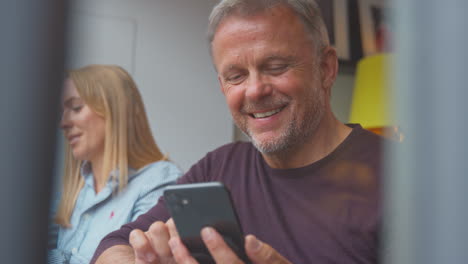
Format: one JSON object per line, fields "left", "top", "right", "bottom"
{"left": 331, "top": 72, "right": 355, "bottom": 123}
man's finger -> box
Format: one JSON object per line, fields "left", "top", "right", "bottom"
{"left": 147, "top": 221, "right": 172, "bottom": 259}
{"left": 168, "top": 236, "right": 198, "bottom": 264}
{"left": 201, "top": 227, "right": 243, "bottom": 264}
{"left": 245, "top": 234, "right": 292, "bottom": 264}
{"left": 166, "top": 218, "right": 179, "bottom": 238}
{"left": 129, "top": 229, "right": 159, "bottom": 264}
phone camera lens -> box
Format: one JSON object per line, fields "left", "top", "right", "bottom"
{"left": 166, "top": 193, "right": 179, "bottom": 203}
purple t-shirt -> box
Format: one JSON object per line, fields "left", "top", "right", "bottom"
{"left": 93, "top": 124, "right": 385, "bottom": 263}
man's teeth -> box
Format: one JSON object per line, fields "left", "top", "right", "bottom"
{"left": 252, "top": 108, "right": 281, "bottom": 118}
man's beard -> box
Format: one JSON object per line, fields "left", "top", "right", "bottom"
{"left": 236, "top": 85, "right": 326, "bottom": 155}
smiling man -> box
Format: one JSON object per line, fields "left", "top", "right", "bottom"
{"left": 93, "top": 1, "right": 386, "bottom": 263}
{"left": 211, "top": 2, "right": 351, "bottom": 169}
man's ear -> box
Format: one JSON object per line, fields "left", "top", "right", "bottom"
{"left": 320, "top": 46, "right": 339, "bottom": 93}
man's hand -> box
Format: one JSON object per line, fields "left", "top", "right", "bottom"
{"left": 130, "top": 219, "right": 291, "bottom": 264}
{"left": 168, "top": 227, "right": 292, "bottom": 264}
{"left": 129, "top": 219, "right": 179, "bottom": 264}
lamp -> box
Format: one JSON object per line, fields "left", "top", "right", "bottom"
{"left": 349, "top": 53, "right": 402, "bottom": 141}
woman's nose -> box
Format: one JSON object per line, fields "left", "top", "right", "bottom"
{"left": 60, "top": 111, "right": 71, "bottom": 130}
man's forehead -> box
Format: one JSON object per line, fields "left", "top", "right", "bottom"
{"left": 210, "top": 4, "right": 319, "bottom": 73}
{"left": 213, "top": 4, "right": 300, "bottom": 36}
{"left": 212, "top": 7, "right": 311, "bottom": 54}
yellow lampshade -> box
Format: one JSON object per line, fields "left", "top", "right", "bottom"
{"left": 349, "top": 54, "right": 394, "bottom": 128}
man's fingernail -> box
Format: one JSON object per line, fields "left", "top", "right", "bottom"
{"left": 169, "top": 238, "right": 178, "bottom": 250}
{"left": 201, "top": 227, "right": 215, "bottom": 241}
{"left": 248, "top": 236, "right": 262, "bottom": 252}
{"left": 146, "top": 252, "right": 157, "bottom": 262}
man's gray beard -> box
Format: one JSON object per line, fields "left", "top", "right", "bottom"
{"left": 242, "top": 91, "right": 325, "bottom": 155}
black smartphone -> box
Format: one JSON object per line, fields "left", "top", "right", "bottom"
{"left": 163, "top": 182, "right": 249, "bottom": 264}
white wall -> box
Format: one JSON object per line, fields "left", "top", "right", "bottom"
{"left": 67, "top": 0, "right": 231, "bottom": 171}
{"left": 331, "top": 73, "right": 355, "bottom": 123}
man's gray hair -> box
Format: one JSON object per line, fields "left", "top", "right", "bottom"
{"left": 208, "top": 0, "right": 330, "bottom": 54}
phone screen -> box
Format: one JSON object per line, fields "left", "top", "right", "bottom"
{"left": 164, "top": 182, "right": 249, "bottom": 263}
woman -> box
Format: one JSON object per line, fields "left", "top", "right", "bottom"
{"left": 49, "top": 65, "right": 181, "bottom": 263}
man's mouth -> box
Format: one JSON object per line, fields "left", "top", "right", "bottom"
{"left": 251, "top": 107, "right": 284, "bottom": 118}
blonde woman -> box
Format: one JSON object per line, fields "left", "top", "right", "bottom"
{"left": 49, "top": 65, "right": 181, "bottom": 263}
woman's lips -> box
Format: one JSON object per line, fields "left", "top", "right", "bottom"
{"left": 68, "top": 134, "right": 81, "bottom": 145}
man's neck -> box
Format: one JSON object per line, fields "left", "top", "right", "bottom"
{"left": 262, "top": 113, "right": 352, "bottom": 169}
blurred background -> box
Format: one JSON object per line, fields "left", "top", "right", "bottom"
{"left": 60, "top": 0, "right": 357, "bottom": 173}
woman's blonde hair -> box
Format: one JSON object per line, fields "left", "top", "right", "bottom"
{"left": 55, "top": 64, "right": 166, "bottom": 227}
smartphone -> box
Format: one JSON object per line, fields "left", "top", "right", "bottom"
{"left": 164, "top": 182, "right": 249, "bottom": 264}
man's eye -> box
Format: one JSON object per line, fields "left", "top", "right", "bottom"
{"left": 226, "top": 73, "right": 245, "bottom": 84}
{"left": 228, "top": 75, "right": 241, "bottom": 81}
{"left": 266, "top": 64, "right": 288, "bottom": 74}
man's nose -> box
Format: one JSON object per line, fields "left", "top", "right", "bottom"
{"left": 244, "top": 72, "right": 272, "bottom": 101}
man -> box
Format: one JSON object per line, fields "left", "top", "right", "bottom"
{"left": 92, "top": 0, "right": 385, "bottom": 263}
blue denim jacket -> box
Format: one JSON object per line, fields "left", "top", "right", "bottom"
{"left": 48, "top": 160, "right": 181, "bottom": 264}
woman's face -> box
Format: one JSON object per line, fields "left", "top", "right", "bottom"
{"left": 60, "top": 79, "right": 106, "bottom": 162}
